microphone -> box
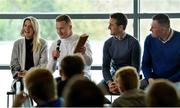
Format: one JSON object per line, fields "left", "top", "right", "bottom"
{"left": 54, "top": 40, "right": 61, "bottom": 60}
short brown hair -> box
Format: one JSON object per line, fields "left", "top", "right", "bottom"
{"left": 63, "top": 75, "right": 104, "bottom": 107}
{"left": 25, "top": 68, "right": 57, "bottom": 101}
{"left": 152, "top": 14, "right": 170, "bottom": 28}
{"left": 146, "top": 79, "right": 180, "bottom": 106}
{"left": 60, "top": 55, "right": 84, "bottom": 78}
{"left": 56, "top": 14, "right": 72, "bottom": 24}
{"left": 115, "top": 66, "right": 139, "bottom": 90}
{"left": 110, "top": 12, "right": 128, "bottom": 30}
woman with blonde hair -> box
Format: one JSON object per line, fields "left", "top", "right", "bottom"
{"left": 10, "top": 16, "right": 48, "bottom": 107}
{"left": 10, "top": 16, "right": 48, "bottom": 79}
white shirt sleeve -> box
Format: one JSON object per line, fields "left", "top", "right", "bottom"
{"left": 83, "top": 40, "right": 93, "bottom": 66}
{"left": 46, "top": 41, "right": 58, "bottom": 73}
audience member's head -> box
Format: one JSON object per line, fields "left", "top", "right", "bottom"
{"left": 115, "top": 66, "right": 139, "bottom": 92}
{"left": 25, "top": 68, "right": 57, "bottom": 105}
{"left": 59, "top": 54, "right": 84, "bottom": 80}
{"left": 146, "top": 79, "right": 180, "bottom": 107}
{"left": 63, "top": 75, "right": 104, "bottom": 107}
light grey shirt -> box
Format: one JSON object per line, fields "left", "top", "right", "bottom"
{"left": 10, "top": 37, "right": 48, "bottom": 78}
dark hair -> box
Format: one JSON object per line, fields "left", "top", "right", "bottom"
{"left": 110, "top": 12, "right": 128, "bottom": 30}
{"left": 56, "top": 14, "right": 71, "bottom": 24}
{"left": 146, "top": 79, "right": 180, "bottom": 107}
{"left": 25, "top": 68, "right": 57, "bottom": 101}
{"left": 63, "top": 76, "right": 104, "bottom": 107}
{"left": 152, "top": 14, "right": 170, "bottom": 28}
{"left": 60, "top": 55, "right": 84, "bottom": 78}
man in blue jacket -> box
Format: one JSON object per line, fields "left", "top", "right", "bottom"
{"left": 141, "top": 14, "right": 180, "bottom": 89}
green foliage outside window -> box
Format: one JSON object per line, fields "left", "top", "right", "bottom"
{"left": 0, "top": 0, "right": 132, "bottom": 41}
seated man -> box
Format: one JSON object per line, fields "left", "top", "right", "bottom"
{"left": 141, "top": 14, "right": 180, "bottom": 89}
{"left": 56, "top": 54, "right": 85, "bottom": 97}
{"left": 13, "top": 68, "right": 61, "bottom": 107}
{"left": 47, "top": 14, "right": 92, "bottom": 79}
{"left": 112, "top": 66, "right": 146, "bottom": 107}
{"left": 100, "top": 12, "right": 141, "bottom": 94}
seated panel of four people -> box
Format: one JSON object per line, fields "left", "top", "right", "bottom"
{"left": 10, "top": 13, "right": 180, "bottom": 96}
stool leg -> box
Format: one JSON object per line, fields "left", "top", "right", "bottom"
{"left": 7, "top": 94, "right": 9, "bottom": 108}
{"left": 111, "top": 95, "right": 112, "bottom": 103}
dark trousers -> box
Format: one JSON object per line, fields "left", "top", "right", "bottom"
{"left": 98, "top": 80, "right": 117, "bottom": 104}
{"left": 98, "top": 80, "right": 111, "bottom": 95}
{"left": 140, "top": 79, "right": 149, "bottom": 90}
{"left": 98, "top": 80, "right": 119, "bottom": 95}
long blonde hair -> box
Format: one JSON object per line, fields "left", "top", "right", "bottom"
{"left": 21, "top": 16, "right": 41, "bottom": 52}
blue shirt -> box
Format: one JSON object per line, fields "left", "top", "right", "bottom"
{"left": 102, "top": 34, "right": 141, "bottom": 82}
{"left": 142, "top": 30, "right": 180, "bottom": 82}
{"left": 37, "top": 98, "right": 62, "bottom": 107}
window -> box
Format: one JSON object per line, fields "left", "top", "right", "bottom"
{"left": 1, "top": 0, "right": 180, "bottom": 106}
{"left": 0, "top": 19, "right": 133, "bottom": 66}
{"left": 0, "top": 0, "right": 133, "bottom": 13}
{"left": 140, "top": 0, "right": 180, "bottom": 13}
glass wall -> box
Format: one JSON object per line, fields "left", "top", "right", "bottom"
{"left": 0, "top": 0, "right": 133, "bottom": 13}
{"left": 1, "top": 0, "right": 180, "bottom": 106}
{"left": 140, "top": 0, "right": 180, "bottom": 13}
{"left": 0, "top": 19, "right": 133, "bottom": 65}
